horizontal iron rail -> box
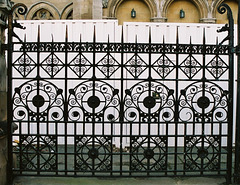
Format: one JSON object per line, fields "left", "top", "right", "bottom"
{"left": 11, "top": 42, "right": 230, "bottom": 55}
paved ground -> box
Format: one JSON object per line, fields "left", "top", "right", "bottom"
{"left": 13, "top": 176, "right": 228, "bottom": 185}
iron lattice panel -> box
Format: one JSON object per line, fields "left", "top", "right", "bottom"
{"left": 11, "top": 37, "right": 232, "bottom": 178}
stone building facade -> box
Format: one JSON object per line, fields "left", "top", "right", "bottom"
{"left": 11, "top": 0, "right": 238, "bottom": 24}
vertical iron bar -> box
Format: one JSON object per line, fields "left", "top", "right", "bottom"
{"left": 174, "top": 27, "right": 179, "bottom": 176}
{"left": 7, "top": 7, "right": 13, "bottom": 185}
{"left": 36, "top": 25, "right": 40, "bottom": 176}
{"left": 120, "top": 27, "right": 124, "bottom": 176}
{"left": 64, "top": 26, "right": 68, "bottom": 175}
{"left": 147, "top": 27, "right": 151, "bottom": 176}
{"left": 92, "top": 25, "right": 96, "bottom": 176}
{"left": 201, "top": 29, "right": 206, "bottom": 176}
{"left": 226, "top": 5, "right": 234, "bottom": 185}
{"left": 235, "top": 0, "right": 240, "bottom": 183}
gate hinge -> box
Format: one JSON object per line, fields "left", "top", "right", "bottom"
{"left": 1, "top": 44, "right": 8, "bottom": 51}
{"left": 234, "top": 46, "right": 240, "bottom": 54}
{"left": 0, "top": 43, "right": 8, "bottom": 52}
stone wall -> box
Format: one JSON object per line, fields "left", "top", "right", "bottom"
{"left": 11, "top": 0, "right": 238, "bottom": 24}
{"left": 0, "top": 2, "right": 10, "bottom": 185}
{"left": 0, "top": 137, "right": 7, "bottom": 185}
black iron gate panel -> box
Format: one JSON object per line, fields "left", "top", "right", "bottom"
{"left": 8, "top": 4, "right": 234, "bottom": 183}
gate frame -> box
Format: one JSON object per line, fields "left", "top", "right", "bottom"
{"left": 234, "top": 0, "right": 240, "bottom": 184}
{"left": 4, "top": 2, "right": 239, "bottom": 185}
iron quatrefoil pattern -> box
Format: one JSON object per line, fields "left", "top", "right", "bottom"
{"left": 130, "top": 136, "right": 167, "bottom": 171}
{"left": 19, "top": 135, "right": 57, "bottom": 171}
{"left": 75, "top": 136, "right": 112, "bottom": 171}
{"left": 184, "top": 135, "right": 221, "bottom": 171}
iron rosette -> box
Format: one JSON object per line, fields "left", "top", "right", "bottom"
{"left": 12, "top": 80, "right": 64, "bottom": 122}
{"left": 179, "top": 81, "right": 228, "bottom": 123}
{"left": 68, "top": 80, "right": 120, "bottom": 122}
{"left": 124, "top": 81, "right": 175, "bottom": 123}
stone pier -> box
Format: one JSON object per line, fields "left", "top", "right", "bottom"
{"left": 0, "top": 0, "right": 11, "bottom": 185}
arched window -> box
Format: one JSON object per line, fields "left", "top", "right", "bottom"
{"left": 26, "top": 2, "right": 60, "bottom": 20}
{"left": 32, "top": 8, "right": 54, "bottom": 20}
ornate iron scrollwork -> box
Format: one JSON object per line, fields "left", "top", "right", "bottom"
{"left": 20, "top": 135, "right": 57, "bottom": 170}
{"left": 217, "top": 3, "right": 234, "bottom": 46}
{"left": 11, "top": 3, "right": 28, "bottom": 16}
{"left": 124, "top": 81, "right": 174, "bottom": 123}
{"left": 130, "top": 136, "right": 167, "bottom": 171}
{"left": 8, "top": 3, "right": 234, "bottom": 180}
{"left": 13, "top": 80, "right": 64, "bottom": 122}
{"left": 184, "top": 135, "right": 221, "bottom": 171}
{"left": 68, "top": 81, "right": 120, "bottom": 122}
{"left": 10, "top": 3, "right": 27, "bottom": 42}
{"left": 179, "top": 82, "right": 228, "bottom": 123}
{"left": 75, "top": 136, "right": 112, "bottom": 171}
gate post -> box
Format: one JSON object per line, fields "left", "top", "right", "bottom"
{"left": 0, "top": 1, "right": 12, "bottom": 185}
{"left": 235, "top": 0, "right": 240, "bottom": 184}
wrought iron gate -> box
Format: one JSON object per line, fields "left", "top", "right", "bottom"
{"left": 8, "top": 3, "right": 235, "bottom": 184}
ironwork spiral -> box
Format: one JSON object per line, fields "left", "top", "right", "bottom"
{"left": 75, "top": 136, "right": 112, "bottom": 171}
{"left": 185, "top": 136, "right": 220, "bottom": 171}
{"left": 11, "top": 3, "right": 28, "bottom": 15}
{"left": 179, "top": 82, "right": 228, "bottom": 122}
{"left": 217, "top": 3, "right": 234, "bottom": 45}
{"left": 130, "top": 136, "right": 167, "bottom": 171}
{"left": 217, "top": 3, "right": 230, "bottom": 15}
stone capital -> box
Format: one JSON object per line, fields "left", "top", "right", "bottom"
{"left": 200, "top": 18, "right": 216, "bottom": 24}
{"left": 151, "top": 17, "right": 167, "bottom": 22}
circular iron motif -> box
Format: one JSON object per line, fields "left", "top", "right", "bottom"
{"left": 197, "top": 96, "right": 210, "bottom": 109}
{"left": 124, "top": 81, "right": 174, "bottom": 120}
{"left": 32, "top": 95, "right": 45, "bottom": 107}
{"left": 68, "top": 81, "right": 120, "bottom": 122}
{"left": 88, "top": 148, "right": 99, "bottom": 159}
{"left": 87, "top": 96, "right": 100, "bottom": 109}
{"left": 197, "top": 148, "right": 208, "bottom": 159}
{"left": 179, "top": 82, "right": 228, "bottom": 122}
{"left": 185, "top": 136, "right": 220, "bottom": 171}
{"left": 144, "top": 148, "right": 155, "bottom": 159}
{"left": 143, "top": 96, "right": 156, "bottom": 109}
{"left": 131, "top": 137, "right": 167, "bottom": 171}
{"left": 13, "top": 80, "right": 64, "bottom": 121}
{"left": 75, "top": 136, "right": 112, "bottom": 171}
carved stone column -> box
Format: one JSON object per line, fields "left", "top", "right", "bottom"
{"left": 0, "top": 1, "right": 11, "bottom": 185}
{"left": 92, "top": 0, "right": 102, "bottom": 19}
{"left": 73, "top": 0, "right": 81, "bottom": 19}
{"left": 73, "top": 0, "right": 94, "bottom": 19}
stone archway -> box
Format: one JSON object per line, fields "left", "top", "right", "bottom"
{"left": 162, "top": 0, "right": 208, "bottom": 23}
{"left": 61, "top": 3, "right": 73, "bottom": 19}
{"left": 166, "top": 0, "right": 200, "bottom": 23}
{"left": 26, "top": 2, "right": 60, "bottom": 20}
{"left": 108, "top": 0, "right": 157, "bottom": 22}
{"left": 116, "top": 0, "right": 151, "bottom": 25}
